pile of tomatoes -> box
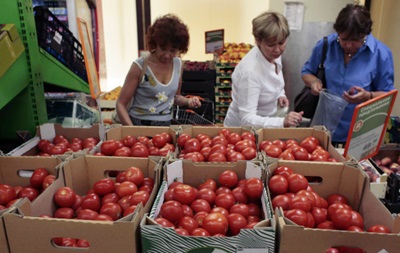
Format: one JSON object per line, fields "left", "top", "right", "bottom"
{"left": 0, "top": 168, "right": 55, "bottom": 210}
{"left": 155, "top": 169, "right": 265, "bottom": 237}
{"left": 269, "top": 165, "right": 391, "bottom": 233}
{"left": 176, "top": 129, "right": 257, "bottom": 162}
{"left": 42, "top": 166, "right": 154, "bottom": 248}
{"left": 97, "top": 132, "right": 174, "bottom": 157}
{"left": 260, "top": 136, "right": 337, "bottom": 162}
{"left": 37, "top": 135, "right": 100, "bottom": 156}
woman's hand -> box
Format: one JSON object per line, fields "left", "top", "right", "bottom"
{"left": 284, "top": 111, "right": 304, "bottom": 128}
{"left": 187, "top": 96, "right": 202, "bottom": 108}
{"left": 278, "top": 96, "right": 289, "bottom": 107}
{"left": 342, "top": 86, "right": 371, "bottom": 103}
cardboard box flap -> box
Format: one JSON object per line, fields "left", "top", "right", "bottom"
{"left": 106, "top": 126, "right": 178, "bottom": 142}
{"left": 37, "top": 123, "right": 106, "bottom": 142}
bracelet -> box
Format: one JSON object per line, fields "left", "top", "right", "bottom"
{"left": 369, "top": 91, "right": 373, "bottom": 100}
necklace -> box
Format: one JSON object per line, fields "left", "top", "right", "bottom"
{"left": 347, "top": 53, "right": 352, "bottom": 58}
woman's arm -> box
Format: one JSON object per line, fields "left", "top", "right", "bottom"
{"left": 116, "top": 63, "right": 142, "bottom": 125}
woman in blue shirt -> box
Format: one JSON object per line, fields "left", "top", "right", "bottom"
{"left": 301, "top": 4, "right": 395, "bottom": 146}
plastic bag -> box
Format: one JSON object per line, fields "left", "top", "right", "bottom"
{"left": 311, "top": 89, "right": 348, "bottom": 135}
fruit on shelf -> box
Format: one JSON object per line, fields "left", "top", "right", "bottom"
{"left": 218, "top": 42, "right": 253, "bottom": 64}
{"left": 102, "top": 86, "right": 121, "bottom": 101}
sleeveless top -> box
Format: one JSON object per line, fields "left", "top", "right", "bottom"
{"left": 128, "top": 57, "right": 181, "bottom": 121}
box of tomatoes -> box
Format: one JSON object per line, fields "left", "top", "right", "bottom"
{"left": 176, "top": 125, "right": 260, "bottom": 162}
{"left": 91, "top": 125, "right": 181, "bottom": 158}
{"left": 269, "top": 160, "right": 400, "bottom": 253}
{"left": 0, "top": 155, "right": 61, "bottom": 253}
{"left": 7, "top": 123, "right": 106, "bottom": 159}
{"left": 3, "top": 155, "right": 162, "bottom": 253}
{"left": 256, "top": 126, "right": 346, "bottom": 163}
{"left": 140, "top": 159, "right": 276, "bottom": 253}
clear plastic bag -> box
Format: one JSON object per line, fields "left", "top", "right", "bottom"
{"left": 311, "top": 89, "right": 348, "bottom": 134}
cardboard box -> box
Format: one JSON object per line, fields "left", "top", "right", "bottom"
{"left": 255, "top": 126, "right": 346, "bottom": 163}
{"left": 7, "top": 123, "right": 106, "bottom": 158}
{"left": 0, "top": 156, "right": 61, "bottom": 253}
{"left": 141, "top": 159, "right": 276, "bottom": 253}
{"left": 3, "top": 155, "right": 162, "bottom": 253}
{"left": 271, "top": 161, "right": 400, "bottom": 253}
{"left": 99, "top": 86, "right": 121, "bottom": 108}
{"left": 359, "top": 159, "right": 387, "bottom": 199}
{"left": 0, "top": 24, "right": 24, "bottom": 77}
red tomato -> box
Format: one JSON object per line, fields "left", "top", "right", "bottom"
{"left": 199, "top": 147, "right": 212, "bottom": 161}
{"left": 215, "top": 186, "right": 232, "bottom": 195}
{"left": 117, "top": 195, "right": 132, "bottom": 212}
{"left": 173, "top": 184, "right": 196, "bottom": 205}
{"left": 131, "top": 143, "right": 149, "bottom": 157}
{"left": 227, "top": 132, "right": 242, "bottom": 145}
{"left": 245, "top": 178, "right": 264, "bottom": 199}
{"left": 200, "top": 139, "right": 212, "bottom": 148}
{"left": 312, "top": 148, "right": 330, "bottom": 160}
{"left": 152, "top": 134, "right": 167, "bottom": 148}
{"left": 177, "top": 133, "right": 191, "bottom": 147}
{"left": 227, "top": 213, "right": 248, "bottom": 236}
{"left": 182, "top": 204, "right": 194, "bottom": 217}
{"left": 198, "top": 179, "right": 217, "bottom": 191}
{"left": 196, "top": 188, "right": 216, "bottom": 206}
{"left": 191, "top": 199, "right": 211, "bottom": 213}
{"left": 287, "top": 173, "right": 308, "bottom": 193}
{"left": 116, "top": 181, "right": 138, "bottom": 198}
{"left": 30, "top": 168, "right": 49, "bottom": 189}
{"left": 121, "top": 135, "right": 136, "bottom": 147}
{"left": 310, "top": 207, "right": 327, "bottom": 226}
{"left": 77, "top": 209, "right": 99, "bottom": 220}
{"left": 327, "top": 203, "right": 352, "bottom": 220}
{"left": 285, "top": 209, "right": 308, "bottom": 226}
{"left": 155, "top": 217, "right": 175, "bottom": 228}
{"left": 93, "top": 178, "right": 115, "bottom": 196}
{"left": 191, "top": 228, "right": 210, "bottom": 236}
{"left": 178, "top": 216, "right": 198, "bottom": 233}
{"left": 212, "top": 135, "right": 228, "bottom": 147}
{"left": 258, "top": 140, "right": 272, "bottom": 151}
{"left": 305, "top": 136, "right": 320, "bottom": 146}
{"left": 48, "top": 144, "right": 66, "bottom": 155}
{"left": 101, "top": 193, "right": 120, "bottom": 205}
{"left": 300, "top": 139, "right": 318, "bottom": 153}
{"left": 273, "top": 166, "right": 294, "bottom": 179}
{"left": 81, "top": 193, "right": 101, "bottom": 212}
{"left": 331, "top": 208, "right": 353, "bottom": 230}
{"left": 160, "top": 200, "right": 184, "bottom": 223}
{"left": 125, "top": 167, "right": 144, "bottom": 186}
{"left": 143, "top": 177, "right": 155, "bottom": 187}
{"left": 241, "top": 147, "right": 257, "bottom": 160}
{"left": 123, "top": 205, "right": 138, "bottom": 217}
{"left": 218, "top": 170, "right": 238, "bottom": 189}
{"left": 210, "top": 207, "right": 229, "bottom": 218}
{"left": 193, "top": 211, "right": 209, "bottom": 227}
{"left": 77, "top": 239, "right": 90, "bottom": 248}
{"left": 234, "top": 140, "right": 252, "bottom": 153}
{"left": 37, "top": 139, "right": 51, "bottom": 152}
{"left": 161, "top": 132, "right": 173, "bottom": 143}
{"left": 100, "top": 202, "right": 122, "bottom": 221}
{"left": 325, "top": 248, "right": 340, "bottom": 253}
{"left": 130, "top": 190, "right": 150, "bottom": 206}
{"left": 367, "top": 224, "right": 391, "bottom": 233}
{"left": 291, "top": 146, "right": 309, "bottom": 161}
{"left": 114, "top": 147, "right": 132, "bottom": 157}
{"left": 347, "top": 226, "right": 364, "bottom": 232}
{"left": 272, "top": 194, "right": 291, "bottom": 210}
{"left": 327, "top": 193, "right": 348, "bottom": 206}
{"left": 17, "top": 187, "right": 39, "bottom": 201}
{"left": 241, "top": 132, "right": 256, "bottom": 142}
{"left": 54, "top": 187, "right": 76, "bottom": 208}
{"left": 230, "top": 203, "right": 250, "bottom": 218}
{"left": 175, "top": 228, "right": 189, "bottom": 236}
{"left": 210, "top": 144, "right": 227, "bottom": 155}
{"left": 54, "top": 207, "right": 75, "bottom": 219}
{"left": 296, "top": 190, "right": 317, "bottom": 207}
{"left": 214, "top": 193, "right": 236, "bottom": 210}
{"left": 289, "top": 195, "right": 312, "bottom": 212}
{"left": 231, "top": 187, "right": 248, "bottom": 204}
{"left": 268, "top": 175, "right": 288, "bottom": 195}
{"left": 263, "top": 144, "right": 282, "bottom": 158}
{"left": 208, "top": 152, "right": 227, "bottom": 162}
{"left": 202, "top": 213, "right": 229, "bottom": 236}
{"left": 184, "top": 138, "right": 201, "bottom": 153}
{"left": 317, "top": 220, "right": 335, "bottom": 230}
{"left": 101, "top": 140, "right": 119, "bottom": 155}
{"left": 219, "top": 129, "right": 231, "bottom": 138}
{"left": 272, "top": 139, "right": 286, "bottom": 150}
{"left": 349, "top": 210, "right": 364, "bottom": 229}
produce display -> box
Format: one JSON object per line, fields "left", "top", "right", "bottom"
{"left": 37, "top": 134, "right": 100, "bottom": 155}
{"left": 183, "top": 61, "right": 212, "bottom": 71}
{"left": 0, "top": 168, "right": 55, "bottom": 209}
{"left": 155, "top": 169, "right": 264, "bottom": 237}
{"left": 372, "top": 153, "right": 400, "bottom": 175}
{"left": 259, "top": 136, "right": 338, "bottom": 162}
{"left": 97, "top": 132, "right": 174, "bottom": 157}
{"left": 218, "top": 42, "right": 253, "bottom": 64}
{"left": 176, "top": 129, "right": 257, "bottom": 162}
{"left": 268, "top": 165, "right": 391, "bottom": 233}
{"left": 101, "top": 86, "right": 121, "bottom": 101}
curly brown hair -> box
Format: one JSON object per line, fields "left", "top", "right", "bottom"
{"left": 146, "top": 14, "right": 190, "bottom": 54}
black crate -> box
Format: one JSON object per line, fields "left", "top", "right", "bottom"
{"left": 381, "top": 198, "right": 400, "bottom": 214}
{"left": 385, "top": 173, "right": 400, "bottom": 202}
{"left": 34, "top": 6, "right": 88, "bottom": 82}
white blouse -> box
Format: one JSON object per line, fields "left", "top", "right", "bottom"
{"left": 224, "top": 46, "right": 287, "bottom": 128}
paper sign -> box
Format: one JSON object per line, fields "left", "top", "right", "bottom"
{"left": 205, "top": 29, "right": 224, "bottom": 54}
{"left": 344, "top": 90, "right": 398, "bottom": 161}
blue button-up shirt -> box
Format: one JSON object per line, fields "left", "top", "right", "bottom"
{"left": 301, "top": 33, "right": 395, "bottom": 142}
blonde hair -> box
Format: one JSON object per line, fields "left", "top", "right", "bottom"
{"left": 252, "top": 11, "right": 290, "bottom": 43}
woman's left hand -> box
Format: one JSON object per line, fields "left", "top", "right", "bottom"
{"left": 342, "top": 86, "right": 371, "bottom": 103}
{"left": 278, "top": 96, "right": 289, "bottom": 107}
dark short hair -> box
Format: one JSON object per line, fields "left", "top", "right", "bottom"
{"left": 146, "top": 14, "right": 189, "bottom": 54}
{"left": 333, "top": 4, "right": 372, "bottom": 39}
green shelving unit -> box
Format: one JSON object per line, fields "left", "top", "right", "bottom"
{"left": 0, "top": 0, "right": 90, "bottom": 145}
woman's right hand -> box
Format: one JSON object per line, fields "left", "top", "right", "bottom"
{"left": 284, "top": 111, "right": 304, "bottom": 127}
{"left": 310, "top": 79, "right": 323, "bottom": 95}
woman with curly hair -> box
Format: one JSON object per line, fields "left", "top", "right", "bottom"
{"left": 116, "top": 14, "right": 201, "bottom": 126}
